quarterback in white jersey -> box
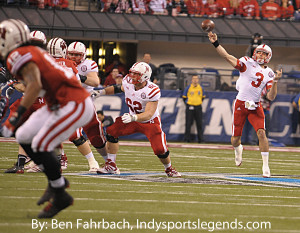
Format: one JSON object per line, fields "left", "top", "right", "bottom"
{"left": 208, "top": 32, "right": 282, "bottom": 178}
{"left": 92, "top": 62, "right": 181, "bottom": 177}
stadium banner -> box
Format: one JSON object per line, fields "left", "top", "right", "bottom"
{"left": 1, "top": 89, "right": 299, "bottom": 145}
{"left": 93, "top": 90, "right": 300, "bottom": 146}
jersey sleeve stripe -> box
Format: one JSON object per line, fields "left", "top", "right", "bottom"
{"left": 11, "top": 53, "right": 32, "bottom": 75}
{"left": 149, "top": 87, "right": 159, "bottom": 96}
{"left": 91, "top": 65, "right": 98, "bottom": 70}
{"left": 149, "top": 90, "right": 160, "bottom": 99}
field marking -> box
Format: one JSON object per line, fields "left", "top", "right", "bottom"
{"left": 1, "top": 138, "right": 299, "bottom": 152}
{"left": 63, "top": 171, "right": 300, "bottom": 188}
{"left": 0, "top": 195, "right": 299, "bottom": 208}
{"left": 11, "top": 187, "right": 300, "bottom": 200}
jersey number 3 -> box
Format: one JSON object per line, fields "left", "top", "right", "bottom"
{"left": 251, "top": 72, "right": 264, "bottom": 88}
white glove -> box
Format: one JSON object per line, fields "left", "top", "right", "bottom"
{"left": 121, "top": 113, "right": 137, "bottom": 124}
{"left": 1, "top": 125, "right": 13, "bottom": 137}
{"left": 91, "top": 89, "right": 106, "bottom": 100}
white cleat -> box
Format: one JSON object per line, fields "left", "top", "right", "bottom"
{"left": 97, "top": 159, "right": 120, "bottom": 174}
{"left": 262, "top": 165, "right": 271, "bottom": 178}
{"left": 165, "top": 166, "right": 181, "bottom": 177}
{"left": 89, "top": 160, "right": 100, "bottom": 172}
{"left": 235, "top": 145, "right": 243, "bottom": 166}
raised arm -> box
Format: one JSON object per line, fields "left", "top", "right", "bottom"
{"left": 266, "top": 69, "right": 282, "bottom": 101}
{"left": 208, "top": 32, "right": 238, "bottom": 68}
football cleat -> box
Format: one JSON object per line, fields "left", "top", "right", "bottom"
{"left": 27, "top": 163, "right": 43, "bottom": 173}
{"left": 97, "top": 159, "right": 120, "bottom": 174}
{"left": 37, "top": 178, "right": 70, "bottom": 206}
{"left": 235, "top": 144, "right": 243, "bottom": 166}
{"left": 165, "top": 166, "right": 181, "bottom": 177}
{"left": 262, "top": 165, "right": 271, "bottom": 178}
{"left": 60, "top": 153, "right": 68, "bottom": 170}
{"left": 88, "top": 160, "right": 100, "bottom": 172}
{"left": 4, "top": 164, "right": 24, "bottom": 174}
{"left": 38, "top": 190, "right": 73, "bottom": 218}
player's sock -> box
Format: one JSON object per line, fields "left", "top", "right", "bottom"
{"left": 50, "top": 176, "right": 66, "bottom": 188}
{"left": 17, "top": 154, "right": 26, "bottom": 167}
{"left": 85, "top": 152, "right": 97, "bottom": 163}
{"left": 107, "top": 153, "right": 116, "bottom": 162}
{"left": 261, "top": 152, "right": 269, "bottom": 166}
{"left": 163, "top": 162, "right": 172, "bottom": 169}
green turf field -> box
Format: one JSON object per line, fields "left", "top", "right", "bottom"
{"left": 0, "top": 140, "right": 299, "bottom": 233}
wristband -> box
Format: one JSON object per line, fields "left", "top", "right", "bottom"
{"left": 212, "top": 40, "right": 220, "bottom": 48}
{"left": 79, "top": 75, "right": 87, "bottom": 83}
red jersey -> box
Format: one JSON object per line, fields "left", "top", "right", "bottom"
{"left": 262, "top": 2, "right": 281, "bottom": 18}
{"left": 55, "top": 58, "right": 78, "bottom": 76}
{"left": 6, "top": 46, "right": 89, "bottom": 109}
{"left": 239, "top": 0, "right": 260, "bottom": 17}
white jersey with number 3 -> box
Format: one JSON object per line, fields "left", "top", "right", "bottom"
{"left": 236, "top": 56, "right": 274, "bottom": 102}
{"left": 122, "top": 75, "right": 161, "bottom": 123}
{"left": 77, "top": 59, "right": 99, "bottom": 93}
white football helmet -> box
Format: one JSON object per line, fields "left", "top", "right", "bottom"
{"left": 67, "top": 41, "right": 86, "bottom": 64}
{"left": 30, "top": 30, "right": 47, "bottom": 45}
{"left": 129, "top": 62, "right": 152, "bottom": 84}
{"left": 0, "top": 19, "right": 30, "bottom": 60}
{"left": 252, "top": 44, "right": 272, "bottom": 64}
{"left": 47, "top": 37, "right": 67, "bottom": 58}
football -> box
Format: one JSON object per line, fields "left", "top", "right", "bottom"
{"left": 201, "top": 19, "right": 215, "bottom": 32}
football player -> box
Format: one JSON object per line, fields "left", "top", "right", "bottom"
{"left": 4, "top": 30, "right": 50, "bottom": 174}
{"left": 208, "top": 31, "right": 282, "bottom": 178}
{"left": 47, "top": 37, "right": 101, "bottom": 172}
{"left": 0, "top": 19, "right": 94, "bottom": 218}
{"left": 67, "top": 42, "right": 118, "bottom": 173}
{"left": 92, "top": 62, "right": 181, "bottom": 177}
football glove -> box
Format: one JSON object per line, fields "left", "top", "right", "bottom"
{"left": 91, "top": 89, "right": 106, "bottom": 100}
{"left": 121, "top": 113, "right": 137, "bottom": 124}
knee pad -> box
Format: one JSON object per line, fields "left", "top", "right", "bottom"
{"left": 95, "top": 141, "right": 106, "bottom": 149}
{"left": 156, "top": 151, "right": 169, "bottom": 159}
{"left": 72, "top": 136, "right": 87, "bottom": 147}
{"left": 106, "top": 134, "right": 119, "bottom": 143}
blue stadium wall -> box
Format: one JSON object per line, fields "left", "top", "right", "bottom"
{"left": 93, "top": 90, "right": 300, "bottom": 146}
{"left": 2, "top": 89, "right": 299, "bottom": 146}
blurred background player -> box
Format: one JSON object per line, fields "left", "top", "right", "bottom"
{"left": 67, "top": 41, "right": 114, "bottom": 172}
{"left": 208, "top": 31, "right": 282, "bottom": 178}
{"left": 93, "top": 62, "right": 181, "bottom": 177}
{"left": 0, "top": 19, "right": 94, "bottom": 218}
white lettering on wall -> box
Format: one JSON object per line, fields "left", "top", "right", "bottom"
{"left": 204, "top": 99, "right": 232, "bottom": 135}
